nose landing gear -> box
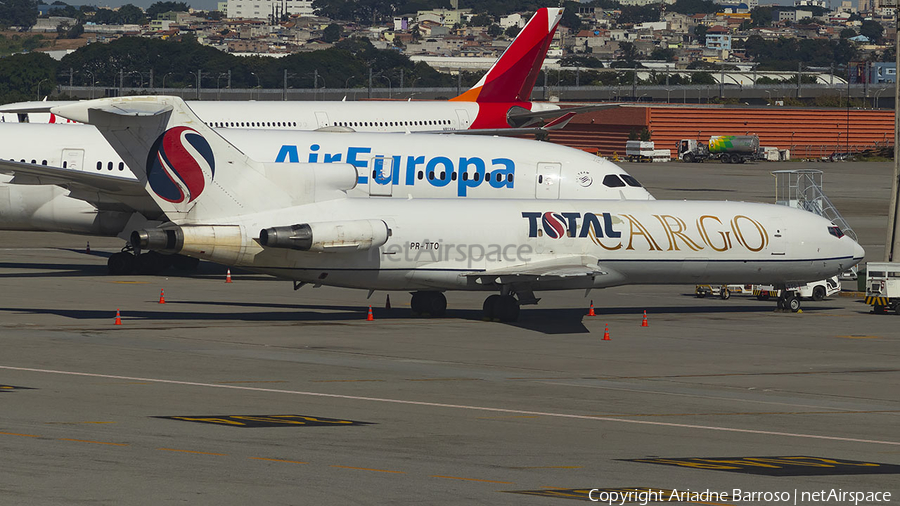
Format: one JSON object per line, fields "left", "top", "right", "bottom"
{"left": 775, "top": 287, "right": 801, "bottom": 313}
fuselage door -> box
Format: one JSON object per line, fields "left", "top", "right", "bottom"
{"left": 369, "top": 155, "right": 394, "bottom": 197}
{"left": 536, "top": 162, "right": 561, "bottom": 199}
{"left": 455, "top": 109, "right": 470, "bottom": 130}
{"left": 314, "top": 111, "right": 329, "bottom": 128}
{"left": 61, "top": 148, "right": 84, "bottom": 171}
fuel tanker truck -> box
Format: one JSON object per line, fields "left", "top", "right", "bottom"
{"left": 677, "top": 135, "right": 760, "bottom": 164}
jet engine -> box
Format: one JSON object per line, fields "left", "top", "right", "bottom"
{"left": 260, "top": 220, "right": 389, "bottom": 252}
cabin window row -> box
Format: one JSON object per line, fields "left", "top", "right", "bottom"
{"left": 211, "top": 121, "right": 299, "bottom": 128}
{"left": 336, "top": 119, "right": 451, "bottom": 128}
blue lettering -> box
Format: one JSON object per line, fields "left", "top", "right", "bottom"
{"left": 275, "top": 145, "right": 299, "bottom": 163}
{"left": 347, "top": 146, "right": 372, "bottom": 184}
{"left": 457, "top": 157, "right": 485, "bottom": 197}
{"left": 522, "top": 212, "right": 541, "bottom": 237}
{"left": 324, "top": 153, "right": 342, "bottom": 163}
{"left": 405, "top": 156, "right": 425, "bottom": 185}
{"left": 391, "top": 155, "right": 401, "bottom": 184}
{"left": 603, "top": 213, "right": 622, "bottom": 238}
{"left": 373, "top": 156, "right": 392, "bottom": 185}
{"left": 426, "top": 156, "right": 453, "bottom": 188}
{"left": 579, "top": 213, "right": 603, "bottom": 238}
{"left": 308, "top": 144, "right": 320, "bottom": 163}
{"left": 562, "top": 212, "right": 581, "bottom": 237}
{"left": 490, "top": 158, "right": 515, "bottom": 189}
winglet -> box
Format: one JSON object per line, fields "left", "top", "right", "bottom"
{"left": 450, "top": 7, "right": 563, "bottom": 103}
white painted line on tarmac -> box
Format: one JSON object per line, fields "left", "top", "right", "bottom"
{"left": 2, "top": 365, "right": 898, "bottom": 447}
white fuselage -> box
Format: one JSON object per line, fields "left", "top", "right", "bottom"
{"left": 173, "top": 198, "right": 864, "bottom": 292}
{"left": 0, "top": 123, "right": 651, "bottom": 201}
{"left": 1, "top": 100, "right": 561, "bottom": 132}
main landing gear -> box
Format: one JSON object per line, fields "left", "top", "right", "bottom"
{"left": 107, "top": 244, "right": 200, "bottom": 275}
{"left": 482, "top": 294, "right": 520, "bottom": 322}
{"left": 408, "top": 291, "right": 523, "bottom": 322}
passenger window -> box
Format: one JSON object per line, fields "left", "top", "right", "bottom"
{"left": 108, "top": 162, "right": 113, "bottom": 170}
{"left": 96, "top": 161, "right": 102, "bottom": 170}
{"left": 474, "top": 173, "right": 480, "bottom": 181}
{"left": 538, "top": 175, "right": 543, "bottom": 184}
{"left": 63, "top": 161, "right": 67, "bottom": 168}
{"left": 602, "top": 174, "right": 626, "bottom": 187}
{"left": 507, "top": 174, "right": 513, "bottom": 182}
{"left": 417, "top": 171, "right": 423, "bottom": 180}
{"left": 620, "top": 174, "right": 642, "bottom": 187}
{"left": 462, "top": 172, "right": 468, "bottom": 181}
{"left": 118, "top": 162, "right": 125, "bottom": 171}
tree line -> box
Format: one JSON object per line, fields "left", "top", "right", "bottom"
{"left": 0, "top": 35, "right": 485, "bottom": 104}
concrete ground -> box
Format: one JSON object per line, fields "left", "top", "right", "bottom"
{"left": 0, "top": 160, "right": 898, "bottom": 505}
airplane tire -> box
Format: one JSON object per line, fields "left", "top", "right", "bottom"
{"left": 787, "top": 295, "right": 801, "bottom": 312}
{"left": 812, "top": 286, "right": 825, "bottom": 301}
{"left": 494, "top": 295, "right": 520, "bottom": 322}
{"left": 482, "top": 295, "right": 501, "bottom": 319}
{"left": 410, "top": 292, "right": 425, "bottom": 314}
{"left": 425, "top": 292, "right": 447, "bottom": 317}
{"left": 135, "top": 252, "right": 164, "bottom": 275}
{"left": 107, "top": 252, "right": 135, "bottom": 275}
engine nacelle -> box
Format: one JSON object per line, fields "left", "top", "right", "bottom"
{"left": 132, "top": 225, "right": 245, "bottom": 264}
{"left": 260, "top": 219, "right": 389, "bottom": 253}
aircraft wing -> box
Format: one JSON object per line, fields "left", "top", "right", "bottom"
{"left": 0, "top": 159, "right": 161, "bottom": 215}
{"left": 464, "top": 255, "right": 607, "bottom": 283}
{"left": 433, "top": 113, "right": 577, "bottom": 137}
{"left": 506, "top": 103, "right": 625, "bottom": 123}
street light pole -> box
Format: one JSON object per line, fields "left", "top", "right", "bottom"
{"left": 36, "top": 78, "right": 48, "bottom": 100}
{"left": 251, "top": 72, "right": 261, "bottom": 100}
{"left": 886, "top": 2, "right": 900, "bottom": 261}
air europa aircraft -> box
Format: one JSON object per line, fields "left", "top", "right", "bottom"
{"left": 0, "top": 8, "right": 586, "bottom": 134}
{"left": 0, "top": 107, "right": 650, "bottom": 272}
{"left": 49, "top": 96, "right": 864, "bottom": 321}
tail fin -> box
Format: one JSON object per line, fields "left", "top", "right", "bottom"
{"left": 450, "top": 7, "right": 563, "bottom": 104}
{"left": 50, "top": 96, "right": 291, "bottom": 223}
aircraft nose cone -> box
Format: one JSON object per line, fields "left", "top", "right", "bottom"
{"left": 852, "top": 240, "right": 865, "bottom": 262}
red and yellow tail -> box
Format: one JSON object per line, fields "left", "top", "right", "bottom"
{"left": 450, "top": 7, "right": 563, "bottom": 104}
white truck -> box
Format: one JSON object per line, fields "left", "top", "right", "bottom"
{"left": 864, "top": 262, "right": 900, "bottom": 314}
{"left": 625, "top": 140, "right": 671, "bottom": 163}
{"left": 752, "top": 276, "right": 841, "bottom": 302}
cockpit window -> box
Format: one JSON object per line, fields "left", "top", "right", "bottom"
{"left": 602, "top": 174, "right": 626, "bottom": 188}
{"left": 620, "top": 174, "right": 642, "bottom": 187}
{"left": 827, "top": 226, "right": 844, "bottom": 238}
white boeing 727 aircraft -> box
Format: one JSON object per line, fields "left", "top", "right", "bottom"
{"left": 46, "top": 96, "right": 864, "bottom": 320}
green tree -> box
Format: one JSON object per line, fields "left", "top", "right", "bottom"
{"left": 487, "top": 23, "right": 502, "bottom": 36}
{"left": 650, "top": 47, "right": 675, "bottom": 61}
{"left": 694, "top": 24, "right": 707, "bottom": 44}
{"left": 619, "top": 41, "right": 638, "bottom": 62}
{"left": 559, "top": 55, "right": 603, "bottom": 68}
{"left": 617, "top": 5, "right": 659, "bottom": 25}
{"left": 749, "top": 6, "right": 772, "bottom": 27}
{"left": 560, "top": 4, "right": 581, "bottom": 32}
{"left": 0, "top": 0, "right": 38, "bottom": 28}
{"left": 117, "top": 4, "right": 147, "bottom": 24}
{"left": 469, "top": 13, "right": 492, "bottom": 26}
{"left": 691, "top": 71, "right": 715, "bottom": 84}
{"left": 323, "top": 22, "right": 342, "bottom": 42}
{"left": 504, "top": 25, "right": 519, "bottom": 37}
{"left": 840, "top": 28, "right": 856, "bottom": 39}
{"left": 859, "top": 20, "right": 884, "bottom": 43}
{"left": 0, "top": 52, "right": 57, "bottom": 103}
{"left": 670, "top": 0, "right": 717, "bottom": 15}
{"left": 146, "top": 1, "right": 189, "bottom": 19}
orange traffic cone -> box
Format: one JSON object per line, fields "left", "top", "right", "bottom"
{"left": 159, "top": 289, "right": 166, "bottom": 304}
{"left": 602, "top": 324, "right": 610, "bottom": 340}
{"left": 366, "top": 305, "right": 374, "bottom": 321}
{"left": 85, "top": 241, "right": 91, "bottom": 254}
{"left": 587, "top": 300, "right": 596, "bottom": 316}
{"left": 385, "top": 294, "right": 391, "bottom": 310}
{"left": 225, "top": 269, "right": 233, "bottom": 283}
{"left": 114, "top": 309, "right": 122, "bottom": 326}
{"left": 641, "top": 310, "right": 648, "bottom": 327}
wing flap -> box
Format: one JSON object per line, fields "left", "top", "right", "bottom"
{"left": 464, "top": 255, "right": 607, "bottom": 282}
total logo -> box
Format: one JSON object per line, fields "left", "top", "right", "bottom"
{"left": 522, "top": 212, "right": 621, "bottom": 239}
{"left": 146, "top": 126, "right": 216, "bottom": 206}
